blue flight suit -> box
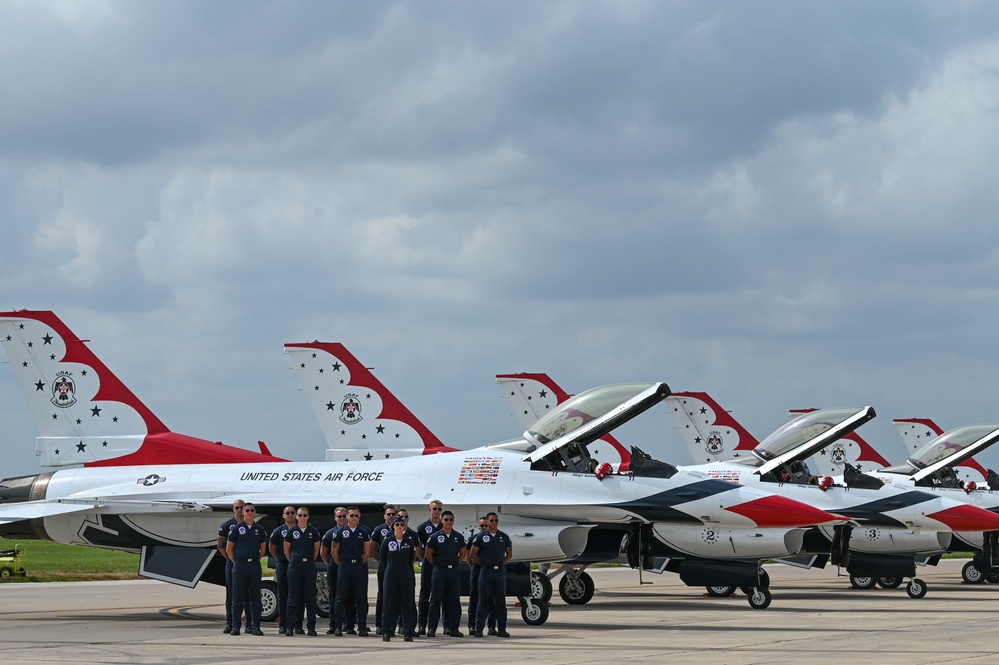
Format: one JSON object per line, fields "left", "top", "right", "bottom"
{"left": 474, "top": 529, "right": 512, "bottom": 634}
{"left": 269, "top": 524, "right": 294, "bottom": 633}
{"left": 219, "top": 516, "right": 243, "bottom": 630}
{"left": 332, "top": 524, "right": 372, "bottom": 632}
{"left": 415, "top": 518, "right": 443, "bottom": 630}
{"left": 228, "top": 520, "right": 268, "bottom": 631}
{"left": 379, "top": 531, "right": 418, "bottom": 638}
{"left": 286, "top": 524, "right": 322, "bottom": 632}
{"left": 321, "top": 527, "right": 356, "bottom": 631}
{"left": 466, "top": 530, "right": 495, "bottom": 633}
{"left": 369, "top": 522, "right": 393, "bottom": 632}
{"left": 426, "top": 529, "right": 466, "bottom": 634}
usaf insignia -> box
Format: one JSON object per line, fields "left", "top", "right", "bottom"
{"left": 51, "top": 372, "right": 77, "bottom": 408}
{"left": 339, "top": 394, "right": 362, "bottom": 424}
{"left": 705, "top": 431, "right": 725, "bottom": 456}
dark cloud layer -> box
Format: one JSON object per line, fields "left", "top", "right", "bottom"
{"left": 4, "top": 2, "right": 999, "bottom": 476}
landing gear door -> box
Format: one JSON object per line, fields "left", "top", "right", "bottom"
{"left": 139, "top": 545, "right": 216, "bottom": 588}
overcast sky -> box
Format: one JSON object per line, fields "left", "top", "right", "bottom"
{"left": 4, "top": 1, "right": 999, "bottom": 479}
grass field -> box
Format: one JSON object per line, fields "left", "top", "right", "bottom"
{"left": 0, "top": 535, "right": 140, "bottom": 582}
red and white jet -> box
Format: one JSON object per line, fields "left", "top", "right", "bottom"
{"left": 0, "top": 311, "right": 844, "bottom": 624}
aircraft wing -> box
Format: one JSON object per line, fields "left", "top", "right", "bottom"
{"left": 0, "top": 498, "right": 212, "bottom": 525}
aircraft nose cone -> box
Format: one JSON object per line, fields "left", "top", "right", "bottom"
{"left": 724, "top": 494, "right": 846, "bottom": 528}
{"left": 926, "top": 503, "right": 999, "bottom": 531}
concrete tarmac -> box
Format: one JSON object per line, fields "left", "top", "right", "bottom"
{"left": 0, "top": 558, "right": 995, "bottom": 665}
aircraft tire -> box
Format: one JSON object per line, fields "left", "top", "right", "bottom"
{"left": 559, "top": 571, "right": 595, "bottom": 605}
{"left": 906, "top": 578, "right": 928, "bottom": 599}
{"left": 531, "top": 570, "right": 553, "bottom": 603}
{"left": 747, "top": 587, "right": 772, "bottom": 610}
{"left": 260, "top": 580, "right": 279, "bottom": 622}
{"left": 961, "top": 561, "right": 984, "bottom": 584}
{"left": 519, "top": 596, "right": 550, "bottom": 625}
{"left": 705, "top": 585, "right": 736, "bottom": 597}
{"left": 877, "top": 577, "right": 903, "bottom": 589}
{"left": 849, "top": 575, "right": 877, "bottom": 590}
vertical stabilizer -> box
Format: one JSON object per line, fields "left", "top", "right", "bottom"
{"left": 0, "top": 310, "right": 287, "bottom": 467}
{"left": 285, "top": 342, "right": 457, "bottom": 462}
{"left": 666, "top": 392, "right": 759, "bottom": 463}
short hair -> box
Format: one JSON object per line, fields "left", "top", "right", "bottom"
{"left": 485, "top": 511, "right": 498, "bottom": 520}
{"left": 347, "top": 506, "right": 360, "bottom": 513}
{"left": 429, "top": 499, "right": 443, "bottom": 507}
{"left": 441, "top": 510, "right": 454, "bottom": 519}
{"left": 383, "top": 505, "right": 397, "bottom": 513}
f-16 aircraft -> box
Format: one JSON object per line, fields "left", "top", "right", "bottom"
{"left": 288, "top": 350, "right": 851, "bottom": 609}
{"left": 0, "top": 311, "right": 846, "bottom": 623}
{"left": 499, "top": 376, "right": 999, "bottom": 601}
{"left": 668, "top": 393, "right": 999, "bottom": 598}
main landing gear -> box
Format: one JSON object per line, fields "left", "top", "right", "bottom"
{"left": 703, "top": 569, "right": 772, "bottom": 609}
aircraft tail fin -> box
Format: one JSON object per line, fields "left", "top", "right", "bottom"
{"left": 789, "top": 408, "right": 891, "bottom": 476}
{"left": 893, "top": 417, "right": 988, "bottom": 483}
{"left": 495, "top": 372, "right": 631, "bottom": 470}
{"left": 665, "top": 392, "right": 759, "bottom": 463}
{"left": 0, "top": 310, "right": 287, "bottom": 467}
{"left": 285, "top": 342, "right": 458, "bottom": 461}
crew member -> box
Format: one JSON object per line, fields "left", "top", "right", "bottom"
{"left": 269, "top": 506, "right": 297, "bottom": 635}
{"left": 470, "top": 512, "right": 512, "bottom": 638}
{"left": 283, "top": 507, "right": 321, "bottom": 636}
{"left": 226, "top": 502, "right": 268, "bottom": 635}
{"left": 396, "top": 508, "right": 419, "bottom": 636}
{"left": 415, "top": 499, "right": 444, "bottom": 634}
{"left": 466, "top": 517, "right": 494, "bottom": 635}
{"left": 331, "top": 506, "right": 371, "bottom": 636}
{"left": 425, "top": 509, "right": 467, "bottom": 637}
{"left": 217, "top": 499, "right": 245, "bottom": 634}
{"left": 379, "top": 517, "right": 419, "bottom": 642}
{"left": 320, "top": 508, "right": 356, "bottom": 634}
{"left": 369, "top": 505, "right": 397, "bottom": 635}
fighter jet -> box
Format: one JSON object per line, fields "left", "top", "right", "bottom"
{"left": 0, "top": 311, "right": 844, "bottom": 624}
{"left": 499, "top": 376, "right": 999, "bottom": 601}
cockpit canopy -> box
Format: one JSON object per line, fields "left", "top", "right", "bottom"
{"left": 753, "top": 407, "right": 872, "bottom": 463}
{"left": 880, "top": 423, "right": 999, "bottom": 489}
{"left": 524, "top": 382, "right": 671, "bottom": 473}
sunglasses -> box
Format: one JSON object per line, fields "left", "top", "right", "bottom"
{"left": 283, "top": 511, "right": 295, "bottom": 515}
{"left": 297, "top": 514, "right": 309, "bottom": 518}
{"left": 348, "top": 514, "right": 360, "bottom": 518}
{"left": 488, "top": 519, "right": 498, "bottom": 523}
{"left": 336, "top": 514, "right": 347, "bottom": 518}
{"left": 385, "top": 512, "right": 396, "bottom": 516}
{"left": 234, "top": 506, "right": 244, "bottom": 511}
{"left": 431, "top": 507, "right": 443, "bottom": 511}
{"left": 244, "top": 508, "right": 256, "bottom": 513}
{"left": 442, "top": 517, "right": 453, "bottom": 522}
{"left": 479, "top": 524, "right": 488, "bottom": 529}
